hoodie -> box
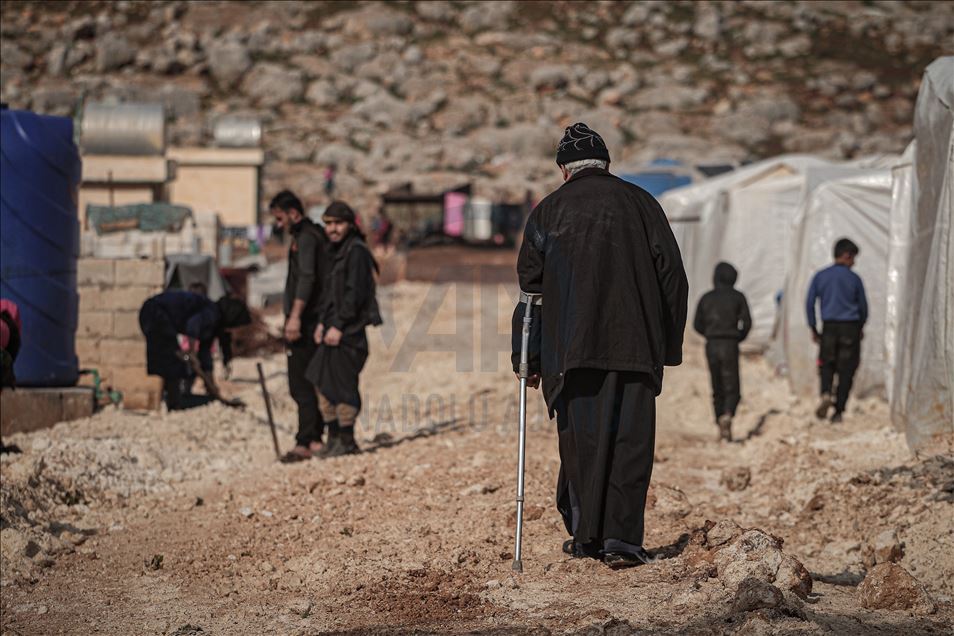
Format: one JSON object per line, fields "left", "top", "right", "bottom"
{"left": 693, "top": 263, "right": 752, "bottom": 341}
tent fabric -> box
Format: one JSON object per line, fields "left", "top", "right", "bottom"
{"left": 891, "top": 56, "right": 954, "bottom": 453}
{"left": 885, "top": 142, "right": 917, "bottom": 408}
{"left": 782, "top": 168, "right": 893, "bottom": 400}
{"left": 660, "top": 155, "right": 828, "bottom": 351}
{"left": 164, "top": 254, "right": 229, "bottom": 301}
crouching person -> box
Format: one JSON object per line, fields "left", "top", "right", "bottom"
{"left": 139, "top": 290, "right": 251, "bottom": 410}
{"left": 306, "top": 201, "right": 382, "bottom": 457}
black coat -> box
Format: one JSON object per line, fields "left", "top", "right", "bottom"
{"left": 513, "top": 168, "right": 689, "bottom": 411}
{"left": 319, "top": 233, "right": 383, "bottom": 335}
{"left": 284, "top": 218, "right": 330, "bottom": 326}
{"left": 693, "top": 262, "right": 752, "bottom": 341}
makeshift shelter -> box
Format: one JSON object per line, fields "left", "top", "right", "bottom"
{"left": 164, "top": 254, "right": 229, "bottom": 301}
{"left": 660, "top": 155, "right": 828, "bottom": 350}
{"left": 781, "top": 167, "right": 893, "bottom": 399}
{"left": 888, "top": 57, "right": 954, "bottom": 453}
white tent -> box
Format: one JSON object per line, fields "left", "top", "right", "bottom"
{"left": 889, "top": 57, "right": 954, "bottom": 453}
{"left": 660, "top": 156, "right": 828, "bottom": 350}
{"left": 781, "top": 168, "right": 893, "bottom": 400}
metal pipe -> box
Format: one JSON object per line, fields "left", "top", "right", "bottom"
{"left": 513, "top": 292, "right": 539, "bottom": 573}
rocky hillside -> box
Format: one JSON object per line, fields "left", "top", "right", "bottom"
{"left": 2, "top": 0, "right": 951, "bottom": 212}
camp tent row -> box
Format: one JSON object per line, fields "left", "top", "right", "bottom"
{"left": 659, "top": 56, "right": 953, "bottom": 454}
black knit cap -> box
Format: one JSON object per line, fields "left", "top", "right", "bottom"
{"left": 323, "top": 200, "right": 356, "bottom": 223}
{"left": 556, "top": 122, "right": 610, "bottom": 166}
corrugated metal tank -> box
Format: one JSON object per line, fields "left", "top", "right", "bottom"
{"left": 0, "top": 108, "right": 82, "bottom": 386}
{"left": 81, "top": 102, "right": 166, "bottom": 156}
{"left": 213, "top": 116, "right": 262, "bottom": 148}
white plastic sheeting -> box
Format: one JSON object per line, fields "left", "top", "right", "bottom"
{"left": 890, "top": 57, "right": 954, "bottom": 452}
{"left": 782, "top": 168, "right": 893, "bottom": 399}
{"left": 885, "top": 142, "right": 917, "bottom": 408}
{"left": 660, "top": 155, "right": 828, "bottom": 350}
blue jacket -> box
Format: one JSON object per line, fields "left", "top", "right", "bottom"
{"left": 805, "top": 264, "right": 868, "bottom": 331}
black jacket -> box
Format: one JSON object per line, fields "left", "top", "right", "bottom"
{"left": 512, "top": 168, "right": 689, "bottom": 410}
{"left": 320, "top": 232, "right": 383, "bottom": 334}
{"left": 693, "top": 263, "right": 752, "bottom": 341}
{"left": 284, "top": 218, "right": 330, "bottom": 325}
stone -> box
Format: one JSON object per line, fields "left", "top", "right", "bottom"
{"left": 305, "top": 80, "right": 338, "bottom": 107}
{"left": 606, "top": 28, "right": 639, "bottom": 51}
{"left": 96, "top": 36, "right": 135, "bottom": 72}
{"left": 1, "top": 42, "right": 32, "bottom": 70}
{"left": 631, "top": 86, "right": 709, "bottom": 110}
{"left": 416, "top": 1, "right": 455, "bottom": 22}
{"left": 47, "top": 44, "right": 69, "bottom": 76}
{"left": 207, "top": 41, "right": 251, "bottom": 88}
{"left": 732, "top": 577, "right": 783, "bottom": 613}
{"left": 530, "top": 65, "right": 571, "bottom": 91}
{"left": 331, "top": 42, "right": 377, "bottom": 72}
{"left": 714, "top": 529, "right": 812, "bottom": 600}
{"left": 694, "top": 4, "right": 722, "bottom": 41}
{"left": 858, "top": 563, "right": 936, "bottom": 614}
{"left": 707, "top": 519, "right": 743, "bottom": 547}
{"left": 242, "top": 64, "right": 304, "bottom": 107}
{"left": 863, "top": 529, "right": 904, "bottom": 569}
{"left": 239, "top": 507, "right": 254, "bottom": 518}
{"left": 721, "top": 466, "right": 752, "bottom": 492}
{"left": 458, "top": 1, "right": 515, "bottom": 34}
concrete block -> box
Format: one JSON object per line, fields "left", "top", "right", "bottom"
{"left": 78, "top": 311, "right": 113, "bottom": 338}
{"left": 122, "top": 389, "right": 162, "bottom": 411}
{"left": 102, "top": 286, "right": 155, "bottom": 311}
{"left": 75, "top": 337, "right": 100, "bottom": 366}
{"left": 114, "top": 258, "right": 165, "bottom": 287}
{"left": 1, "top": 387, "right": 96, "bottom": 436}
{"left": 99, "top": 339, "right": 146, "bottom": 367}
{"left": 77, "top": 258, "right": 115, "bottom": 286}
{"left": 112, "top": 311, "right": 143, "bottom": 339}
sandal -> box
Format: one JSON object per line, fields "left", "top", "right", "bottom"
{"left": 279, "top": 447, "right": 312, "bottom": 463}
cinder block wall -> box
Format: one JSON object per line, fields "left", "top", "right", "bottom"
{"left": 76, "top": 258, "right": 166, "bottom": 409}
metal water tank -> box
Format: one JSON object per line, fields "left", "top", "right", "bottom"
{"left": 0, "top": 108, "right": 82, "bottom": 386}
{"left": 81, "top": 102, "right": 166, "bottom": 155}
{"left": 213, "top": 116, "right": 262, "bottom": 148}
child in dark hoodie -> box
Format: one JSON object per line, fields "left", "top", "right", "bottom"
{"left": 693, "top": 262, "right": 752, "bottom": 441}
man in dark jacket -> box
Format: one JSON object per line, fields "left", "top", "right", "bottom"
{"left": 513, "top": 123, "right": 689, "bottom": 569}
{"left": 306, "top": 201, "right": 382, "bottom": 457}
{"left": 271, "top": 190, "right": 331, "bottom": 462}
{"left": 139, "top": 290, "right": 251, "bottom": 410}
{"left": 806, "top": 238, "right": 868, "bottom": 423}
{"left": 693, "top": 262, "right": 752, "bottom": 441}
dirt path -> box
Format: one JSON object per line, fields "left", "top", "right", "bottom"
{"left": 2, "top": 282, "right": 952, "bottom": 635}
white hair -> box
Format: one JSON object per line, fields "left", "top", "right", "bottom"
{"left": 562, "top": 158, "right": 609, "bottom": 175}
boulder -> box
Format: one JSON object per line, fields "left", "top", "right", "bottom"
{"left": 208, "top": 41, "right": 251, "bottom": 88}
{"left": 242, "top": 64, "right": 304, "bottom": 107}
{"left": 858, "top": 563, "right": 936, "bottom": 614}
{"left": 713, "top": 529, "right": 812, "bottom": 599}
{"left": 96, "top": 36, "right": 135, "bottom": 72}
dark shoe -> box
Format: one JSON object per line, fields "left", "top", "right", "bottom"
{"left": 830, "top": 411, "right": 844, "bottom": 424}
{"left": 562, "top": 539, "right": 599, "bottom": 559}
{"left": 815, "top": 393, "right": 832, "bottom": 419}
{"left": 717, "top": 414, "right": 732, "bottom": 442}
{"left": 322, "top": 436, "right": 360, "bottom": 458}
{"left": 603, "top": 548, "right": 656, "bottom": 570}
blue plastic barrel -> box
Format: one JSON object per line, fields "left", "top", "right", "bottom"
{"left": 0, "top": 108, "right": 82, "bottom": 386}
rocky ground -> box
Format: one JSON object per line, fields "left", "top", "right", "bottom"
{"left": 2, "top": 279, "right": 952, "bottom": 635}
{"left": 2, "top": 1, "right": 953, "bottom": 212}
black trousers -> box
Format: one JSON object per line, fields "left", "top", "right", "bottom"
{"left": 286, "top": 331, "right": 324, "bottom": 446}
{"left": 819, "top": 320, "right": 862, "bottom": 413}
{"left": 705, "top": 339, "right": 741, "bottom": 421}
{"left": 554, "top": 369, "right": 656, "bottom": 550}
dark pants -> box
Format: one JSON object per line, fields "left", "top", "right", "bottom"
{"left": 819, "top": 320, "right": 862, "bottom": 413}
{"left": 705, "top": 339, "right": 741, "bottom": 421}
{"left": 286, "top": 331, "right": 324, "bottom": 447}
{"left": 555, "top": 369, "right": 656, "bottom": 551}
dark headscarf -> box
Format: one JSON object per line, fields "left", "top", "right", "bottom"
{"left": 713, "top": 262, "right": 738, "bottom": 289}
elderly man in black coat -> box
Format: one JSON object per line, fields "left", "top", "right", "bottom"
{"left": 513, "top": 123, "right": 689, "bottom": 569}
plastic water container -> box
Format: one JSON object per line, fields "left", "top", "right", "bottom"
{"left": 1, "top": 108, "right": 82, "bottom": 386}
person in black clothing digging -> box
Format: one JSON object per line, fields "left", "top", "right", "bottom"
{"left": 306, "top": 201, "right": 382, "bottom": 457}
{"left": 270, "top": 190, "right": 331, "bottom": 462}
{"left": 693, "top": 262, "right": 752, "bottom": 442}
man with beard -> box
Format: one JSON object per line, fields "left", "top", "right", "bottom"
{"left": 513, "top": 123, "right": 688, "bottom": 569}
{"left": 306, "top": 201, "right": 382, "bottom": 457}
{"left": 270, "top": 190, "right": 331, "bottom": 462}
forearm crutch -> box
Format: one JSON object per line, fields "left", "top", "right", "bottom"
{"left": 513, "top": 291, "right": 541, "bottom": 573}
